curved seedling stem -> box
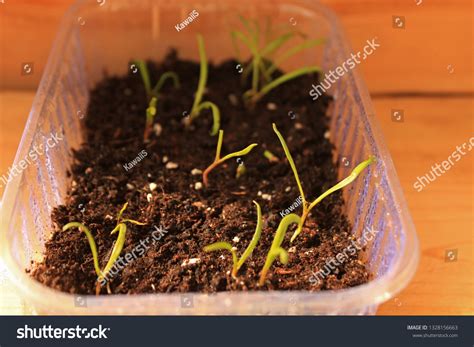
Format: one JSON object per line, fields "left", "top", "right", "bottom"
{"left": 259, "top": 213, "right": 300, "bottom": 286}
{"left": 191, "top": 34, "right": 208, "bottom": 117}
{"left": 187, "top": 35, "right": 221, "bottom": 135}
{"left": 234, "top": 200, "right": 263, "bottom": 275}
{"left": 63, "top": 203, "right": 146, "bottom": 295}
{"left": 152, "top": 71, "right": 180, "bottom": 95}
{"left": 195, "top": 101, "right": 221, "bottom": 136}
{"left": 265, "top": 38, "right": 325, "bottom": 76}
{"left": 250, "top": 66, "right": 320, "bottom": 104}
{"left": 204, "top": 242, "right": 238, "bottom": 276}
{"left": 204, "top": 201, "right": 263, "bottom": 278}
{"left": 203, "top": 130, "right": 258, "bottom": 187}
{"left": 63, "top": 222, "right": 102, "bottom": 279}
{"left": 135, "top": 60, "right": 179, "bottom": 99}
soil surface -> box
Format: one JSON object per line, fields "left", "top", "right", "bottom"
{"left": 30, "top": 50, "right": 369, "bottom": 294}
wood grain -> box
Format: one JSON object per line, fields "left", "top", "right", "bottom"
{"left": 0, "top": 0, "right": 472, "bottom": 315}
{"left": 0, "top": 91, "right": 33, "bottom": 182}
{"left": 373, "top": 97, "right": 473, "bottom": 315}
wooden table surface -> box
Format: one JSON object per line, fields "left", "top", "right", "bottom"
{"left": 0, "top": 0, "right": 473, "bottom": 315}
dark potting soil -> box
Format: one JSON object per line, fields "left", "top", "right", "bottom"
{"left": 30, "top": 50, "right": 370, "bottom": 294}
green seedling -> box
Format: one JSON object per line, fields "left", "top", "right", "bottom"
{"left": 232, "top": 16, "right": 324, "bottom": 106}
{"left": 233, "top": 16, "right": 297, "bottom": 85}
{"left": 204, "top": 201, "right": 263, "bottom": 278}
{"left": 143, "top": 96, "right": 157, "bottom": 141}
{"left": 236, "top": 163, "right": 246, "bottom": 179}
{"left": 272, "top": 123, "right": 376, "bottom": 242}
{"left": 187, "top": 34, "right": 220, "bottom": 136}
{"left": 203, "top": 129, "right": 258, "bottom": 187}
{"left": 134, "top": 60, "right": 180, "bottom": 99}
{"left": 245, "top": 66, "right": 320, "bottom": 105}
{"left": 259, "top": 213, "right": 300, "bottom": 286}
{"left": 134, "top": 61, "right": 179, "bottom": 141}
{"left": 263, "top": 149, "right": 279, "bottom": 163}
{"left": 63, "top": 202, "right": 146, "bottom": 295}
{"left": 264, "top": 38, "right": 325, "bottom": 77}
{"left": 62, "top": 222, "right": 101, "bottom": 278}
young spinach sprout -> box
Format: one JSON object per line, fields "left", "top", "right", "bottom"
{"left": 246, "top": 66, "right": 320, "bottom": 104}
{"left": 62, "top": 222, "right": 101, "bottom": 277}
{"left": 236, "top": 163, "right": 246, "bottom": 179}
{"left": 264, "top": 38, "right": 325, "bottom": 77}
{"left": 259, "top": 213, "right": 300, "bottom": 286}
{"left": 204, "top": 201, "right": 263, "bottom": 278}
{"left": 272, "top": 123, "right": 376, "bottom": 242}
{"left": 263, "top": 149, "right": 279, "bottom": 163}
{"left": 187, "top": 34, "right": 220, "bottom": 136}
{"left": 143, "top": 96, "right": 157, "bottom": 141}
{"left": 232, "top": 16, "right": 323, "bottom": 106}
{"left": 134, "top": 61, "right": 179, "bottom": 141}
{"left": 63, "top": 202, "right": 146, "bottom": 294}
{"left": 233, "top": 16, "right": 296, "bottom": 86}
{"left": 203, "top": 129, "right": 258, "bottom": 187}
{"left": 134, "top": 60, "right": 180, "bottom": 99}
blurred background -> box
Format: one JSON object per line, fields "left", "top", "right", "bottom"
{"left": 0, "top": 0, "right": 472, "bottom": 315}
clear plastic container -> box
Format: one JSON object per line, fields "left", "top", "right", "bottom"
{"left": 0, "top": 0, "right": 419, "bottom": 314}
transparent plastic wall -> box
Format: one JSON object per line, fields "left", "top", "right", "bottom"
{"left": 5, "top": 23, "right": 88, "bottom": 268}
{"left": 322, "top": 40, "right": 401, "bottom": 279}
{"left": 0, "top": 0, "right": 418, "bottom": 315}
